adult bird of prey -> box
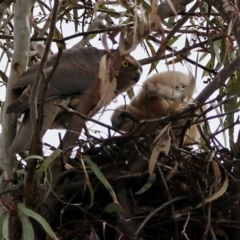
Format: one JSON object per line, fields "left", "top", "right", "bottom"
{"left": 7, "top": 46, "right": 142, "bottom": 153}
{"left": 111, "top": 71, "right": 205, "bottom": 144}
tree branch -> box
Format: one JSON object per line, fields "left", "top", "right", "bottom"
{"left": 196, "top": 54, "right": 240, "bottom": 103}
{"left": 0, "top": 0, "right": 36, "bottom": 217}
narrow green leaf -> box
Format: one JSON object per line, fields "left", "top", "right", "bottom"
{"left": 168, "top": 34, "right": 181, "bottom": 46}
{"left": 18, "top": 203, "right": 58, "bottom": 240}
{"left": 136, "top": 0, "right": 151, "bottom": 12}
{"left": 208, "top": 39, "right": 216, "bottom": 64}
{"left": 0, "top": 214, "right": 5, "bottom": 240}
{"left": 0, "top": 70, "right": 8, "bottom": 84}
{"left": 24, "top": 155, "right": 44, "bottom": 161}
{"left": 54, "top": 28, "right": 66, "bottom": 49}
{"left": 224, "top": 70, "right": 240, "bottom": 150}
{"left": 35, "top": 149, "right": 62, "bottom": 185}
{"left": 202, "top": 58, "right": 214, "bottom": 77}
{"left": 104, "top": 202, "right": 123, "bottom": 213}
{"left": 214, "top": 107, "right": 227, "bottom": 148}
{"left": 199, "top": 51, "right": 209, "bottom": 62}
{"left": 73, "top": 8, "right": 78, "bottom": 32}
{"left": 185, "top": 36, "right": 190, "bottom": 48}
{"left": 213, "top": 40, "right": 222, "bottom": 64}
{"left": 220, "top": 38, "right": 227, "bottom": 64}
{"left": 79, "top": 156, "right": 94, "bottom": 208}
{"left": 145, "top": 40, "right": 158, "bottom": 75}
{"left": 98, "top": 5, "right": 119, "bottom": 18}
{"left": 19, "top": 213, "right": 34, "bottom": 240}
{"left": 215, "top": 62, "right": 222, "bottom": 72}
{"left": 2, "top": 214, "right": 9, "bottom": 240}
{"left": 84, "top": 156, "right": 118, "bottom": 203}
{"left": 166, "top": 55, "right": 184, "bottom": 65}
{"left": 161, "top": 16, "right": 175, "bottom": 28}
{"left": 127, "top": 87, "right": 135, "bottom": 100}
{"left": 166, "top": 16, "right": 176, "bottom": 28}
{"left": 37, "top": 149, "right": 62, "bottom": 176}
{"left": 135, "top": 173, "right": 156, "bottom": 194}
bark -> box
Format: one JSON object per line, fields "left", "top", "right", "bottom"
{"left": 0, "top": 0, "right": 36, "bottom": 212}
{"left": 25, "top": 0, "right": 60, "bottom": 209}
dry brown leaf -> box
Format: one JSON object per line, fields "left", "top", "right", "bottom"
{"left": 133, "top": 0, "right": 138, "bottom": 49}
{"left": 135, "top": 173, "right": 156, "bottom": 195}
{"left": 151, "top": 0, "right": 158, "bottom": 15}
{"left": 149, "top": 124, "right": 171, "bottom": 175}
{"left": 89, "top": 228, "right": 101, "bottom": 240}
{"left": 79, "top": 13, "right": 113, "bottom": 47}
{"left": 119, "top": 27, "right": 141, "bottom": 56}
{"left": 166, "top": 0, "right": 178, "bottom": 16}
{"left": 150, "top": 14, "right": 165, "bottom": 35}
{"left": 139, "top": 4, "right": 148, "bottom": 26}
{"left": 99, "top": 55, "right": 117, "bottom": 103}
{"left": 195, "top": 174, "right": 228, "bottom": 209}
{"left": 92, "top": 54, "right": 117, "bottom": 115}
{"left": 64, "top": 163, "right": 74, "bottom": 170}
{"left": 102, "top": 32, "right": 110, "bottom": 53}
{"left": 212, "top": 159, "right": 221, "bottom": 190}
{"left": 117, "top": 0, "right": 128, "bottom": 9}
{"left": 215, "top": 227, "right": 229, "bottom": 240}
{"left": 108, "top": 28, "right": 121, "bottom": 44}
{"left": 174, "top": 207, "right": 192, "bottom": 218}
{"left": 150, "top": 0, "right": 165, "bottom": 38}
{"left": 166, "top": 163, "right": 178, "bottom": 181}
{"left": 119, "top": 5, "right": 150, "bottom": 55}
{"left": 118, "top": 30, "right": 127, "bottom": 55}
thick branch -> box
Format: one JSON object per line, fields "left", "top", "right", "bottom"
{"left": 196, "top": 54, "right": 240, "bottom": 104}
{"left": 25, "top": 0, "right": 60, "bottom": 209}
{"left": 0, "top": 0, "right": 36, "bottom": 216}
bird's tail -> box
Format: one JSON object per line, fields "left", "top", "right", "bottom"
{"left": 10, "top": 111, "right": 33, "bottom": 153}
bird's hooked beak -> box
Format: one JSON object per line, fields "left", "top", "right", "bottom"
{"left": 132, "top": 67, "right": 142, "bottom": 82}
{"left": 111, "top": 112, "right": 124, "bottom": 130}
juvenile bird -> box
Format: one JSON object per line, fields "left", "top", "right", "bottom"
{"left": 111, "top": 71, "right": 205, "bottom": 144}
{"left": 7, "top": 46, "right": 142, "bottom": 153}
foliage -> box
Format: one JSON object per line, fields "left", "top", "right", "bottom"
{"left": 0, "top": 0, "right": 240, "bottom": 239}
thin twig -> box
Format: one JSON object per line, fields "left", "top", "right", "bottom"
{"left": 134, "top": 196, "right": 187, "bottom": 237}
{"left": 181, "top": 212, "right": 191, "bottom": 240}
{"left": 156, "top": 163, "right": 179, "bottom": 238}
{"left": 202, "top": 184, "right": 214, "bottom": 239}
{"left": 54, "top": 103, "right": 120, "bottom": 132}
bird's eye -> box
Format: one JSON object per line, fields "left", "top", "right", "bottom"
{"left": 122, "top": 60, "right": 129, "bottom": 68}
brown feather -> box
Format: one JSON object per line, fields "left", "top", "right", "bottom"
{"left": 8, "top": 47, "right": 142, "bottom": 153}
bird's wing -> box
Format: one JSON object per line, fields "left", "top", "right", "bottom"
{"left": 10, "top": 99, "right": 69, "bottom": 153}
{"left": 8, "top": 47, "right": 142, "bottom": 153}
{"left": 8, "top": 47, "right": 106, "bottom": 114}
